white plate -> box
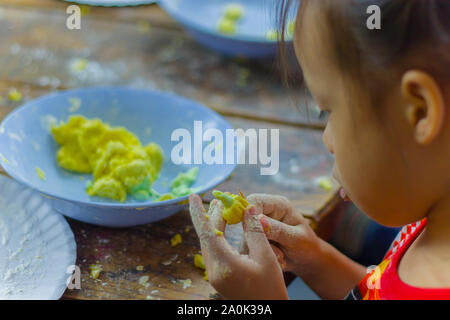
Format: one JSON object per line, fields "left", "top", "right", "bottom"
{"left": 0, "top": 175, "right": 77, "bottom": 300}
{"left": 64, "top": 0, "right": 157, "bottom": 6}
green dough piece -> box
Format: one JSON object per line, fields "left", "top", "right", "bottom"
{"left": 130, "top": 176, "right": 152, "bottom": 201}
{"left": 85, "top": 180, "right": 93, "bottom": 190}
{"left": 212, "top": 190, "right": 234, "bottom": 207}
{"left": 170, "top": 167, "right": 199, "bottom": 197}
{"left": 151, "top": 167, "right": 199, "bottom": 201}
{"left": 149, "top": 188, "right": 161, "bottom": 198}
{"left": 133, "top": 189, "right": 150, "bottom": 201}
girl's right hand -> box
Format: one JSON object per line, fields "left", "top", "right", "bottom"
{"left": 246, "top": 194, "right": 326, "bottom": 278}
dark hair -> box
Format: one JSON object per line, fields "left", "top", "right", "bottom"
{"left": 279, "top": 0, "right": 450, "bottom": 103}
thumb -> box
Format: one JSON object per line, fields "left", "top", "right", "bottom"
{"left": 258, "top": 214, "right": 299, "bottom": 248}
{"left": 242, "top": 206, "right": 277, "bottom": 265}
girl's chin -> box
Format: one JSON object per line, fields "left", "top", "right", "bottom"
{"left": 339, "top": 188, "right": 352, "bottom": 202}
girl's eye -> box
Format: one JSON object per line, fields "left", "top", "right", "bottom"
{"left": 318, "top": 110, "right": 330, "bottom": 121}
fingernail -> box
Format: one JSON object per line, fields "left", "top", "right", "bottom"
{"left": 247, "top": 205, "right": 256, "bottom": 215}
{"left": 258, "top": 214, "right": 270, "bottom": 233}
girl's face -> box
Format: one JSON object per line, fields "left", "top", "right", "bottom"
{"left": 294, "top": 5, "right": 449, "bottom": 227}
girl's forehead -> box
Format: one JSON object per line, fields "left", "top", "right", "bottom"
{"left": 294, "top": 10, "right": 339, "bottom": 79}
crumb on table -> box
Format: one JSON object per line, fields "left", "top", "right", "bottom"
{"left": 89, "top": 264, "right": 103, "bottom": 279}
{"left": 35, "top": 167, "right": 46, "bottom": 181}
{"left": 8, "top": 88, "right": 22, "bottom": 102}
{"left": 170, "top": 233, "right": 182, "bottom": 247}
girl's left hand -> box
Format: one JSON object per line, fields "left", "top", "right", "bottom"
{"left": 189, "top": 194, "right": 289, "bottom": 300}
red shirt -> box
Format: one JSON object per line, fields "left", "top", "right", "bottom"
{"left": 345, "top": 218, "right": 450, "bottom": 300}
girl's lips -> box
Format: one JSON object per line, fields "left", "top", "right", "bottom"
{"left": 339, "top": 188, "right": 351, "bottom": 201}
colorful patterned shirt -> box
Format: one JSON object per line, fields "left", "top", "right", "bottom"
{"left": 345, "top": 218, "right": 450, "bottom": 300}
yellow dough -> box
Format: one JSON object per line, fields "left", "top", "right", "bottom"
{"left": 36, "top": 167, "right": 46, "bottom": 181}
{"left": 51, "top": 115, "right": 163, "bottom": 202}
{"left": 223, "top": 3, "right": 244, "bottom": 21}
{"left": 217, "top": 18, "right": 236, "bottom": 35}
{"left": 193, "top": 254, "right": 208, "bottom": 281}
{"left": 212, "top": 190, "right": 249, "bottom": 225}
{"left": 89, "top": 264, "right": 102, "bottom": 279}
{"left": 171, "top": 233, "right": 182, "bottom": 247}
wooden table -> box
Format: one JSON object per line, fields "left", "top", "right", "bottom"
{"left": 0, "top": 0, "right": 339, "bottom": 300}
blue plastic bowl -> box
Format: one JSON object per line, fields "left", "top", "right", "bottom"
{"left": 0, "top": 87, "right": 236, "bottom": 227}
{"left": 159, "top": 0, "right": 296, "bottom": 59}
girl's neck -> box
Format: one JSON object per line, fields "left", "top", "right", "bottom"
{"left": 419, "top": 192, "right": 450, "bottom": 252}
{"left": 397, "top": 191, "right": 450, "bottom": 288}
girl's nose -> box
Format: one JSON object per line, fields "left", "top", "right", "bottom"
{"left": 322, "top": 125, "right": 334, "bottom": 155}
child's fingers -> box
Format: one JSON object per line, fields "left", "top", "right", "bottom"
{"left": 270, "top": 244, "right": 286, "bottom": 269}
{"left": 189, "top": 193, "right": 207, "bottom": 225}
{"left": 238, "top": 237, "right": 249, "bottom": 254}
{"left": 189, "top": 194, "right": 234, "bottom": 261}
{"left": 209, "top": 199, "right": 226, "bottom": 232}
{"left": 242, "top": 206, "right": 278, "bottom": 265}
{"left": 258, "top": 214, "right": 299, "bottom": 248}
{"left": 247, "top": 193, "right": 304, "bottom": 226}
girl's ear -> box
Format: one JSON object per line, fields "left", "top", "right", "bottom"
{"left": 401, "top": 70, "right": 445, "bottom": 145}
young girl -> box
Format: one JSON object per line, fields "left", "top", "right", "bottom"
{"left": 188, "top": 0, "right": 450, "bottom": 300}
